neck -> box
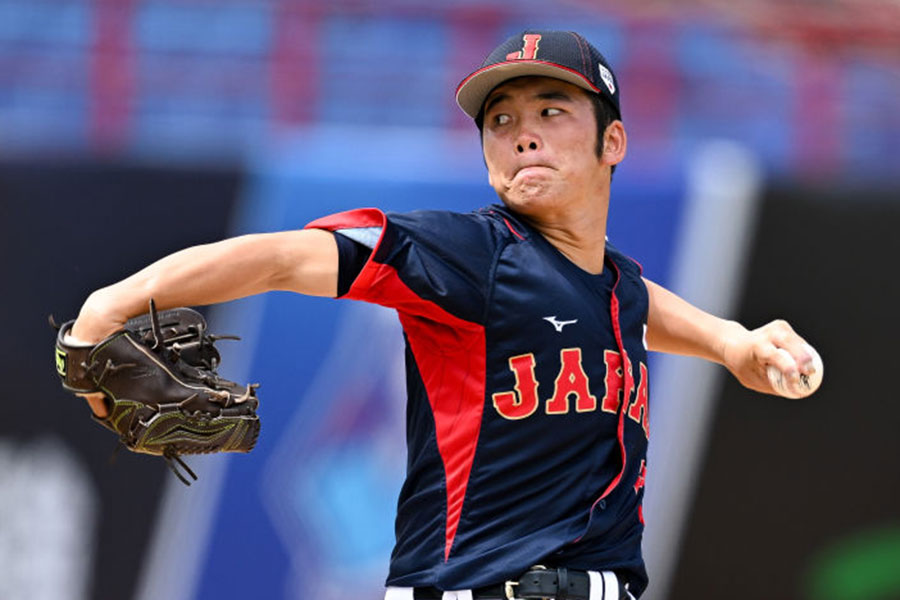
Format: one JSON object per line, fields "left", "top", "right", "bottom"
{"left": 524, "top": 204, "right": 609, "bottom": 275}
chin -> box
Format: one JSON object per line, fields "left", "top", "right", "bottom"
{"left": 499, "top": 184, "right": 561, "bottom": 217}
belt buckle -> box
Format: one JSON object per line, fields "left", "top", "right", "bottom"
{"left": 506, "top": 564, "right": 548, "bottom": 600}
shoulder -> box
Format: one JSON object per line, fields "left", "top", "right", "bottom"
{"left": 367, "top": 208, "right": 512, "bottom": 322}
{"left": 388, "top": 206, "right": 518, "bottom": 240}
{"left": 605, "top": 240, "right": 644, "bottom": 280}
{"left": 382, "top": 206, "right": 523, "bottom": 258}
{"left": 606, "top": 241, "right": 649, "bottom": 312}
{"left": 308, "top": 205, "right": 524, "bottom": 247}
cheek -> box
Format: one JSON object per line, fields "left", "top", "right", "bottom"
{"left": 560, "top": 130, "right": 602, "bottom": 171}
{"left": 562, "top": 122, "right": 597, "bottom": 154}
{"left": 482, "top": 141, "right": 505, "bottom": 184}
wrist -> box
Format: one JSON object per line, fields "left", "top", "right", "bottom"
{"left": 716, "top": 319, "right": 749, "bottom": 367}
{"left": 70, "top": 289, "right": 128, "bottom": 344}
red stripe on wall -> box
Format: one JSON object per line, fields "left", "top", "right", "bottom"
{"left": 445, "top": 8, "right": 511, "bottom": 129}
{"left": 793, "top": 52, "right": 841, "bottom": 175}
{"left": 90, "top": 0, "right": 133, "bottom": 152}
{"left": 271, "top": 4, "right": 320, "bottom": 127}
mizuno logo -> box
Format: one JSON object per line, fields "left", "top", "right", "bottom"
{"left": 543, "top": 316, "right": 578, "bottom": 332}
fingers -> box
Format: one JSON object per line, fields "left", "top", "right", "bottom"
{"left": 63, "top": 331, "right": 93, "bottom": 346}
{"left": 756, "top": 320, "right": 823, "bottom": 398}
{"left": 722, "top": 317, "right": 822, "bottom": 398}
{"left": 768, "top": 347, "right": 800, "bottom": 379}
{"left": 759, "top": 319, "right": 816, "bottom": 374}
{"left": 77, "top": 392, "right": 111, "bottom": 418}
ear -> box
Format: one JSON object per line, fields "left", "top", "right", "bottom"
{"left": 600, "top": 121, "right": 627, "bottom": 167}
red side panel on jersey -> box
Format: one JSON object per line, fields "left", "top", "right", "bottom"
{"left": 306, "top": 208, "right": 487, "bottom": 561}
{"left": 396, "top": 305, "right": 486, "bottom": 561}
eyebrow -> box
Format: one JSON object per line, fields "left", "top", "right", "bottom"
{"left": 536, "top": 90, "right": 574, "bottom": 102}
{"left": 483, "top": 92, "right": 510, "bottom": 115}
{"left": 483, "top": 89, "right": 575, "bottom": 115}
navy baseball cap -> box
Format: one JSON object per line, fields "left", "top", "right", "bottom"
{"left": 455, "top": 30, "right": 621, "bottom": 121}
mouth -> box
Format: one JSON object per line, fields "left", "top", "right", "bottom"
{"left": 512, "top": 164, "right": 554, "bottom": 179}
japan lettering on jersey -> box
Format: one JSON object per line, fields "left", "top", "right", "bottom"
{"left": 306, "top": 205, "right": 650, "bottom": 596}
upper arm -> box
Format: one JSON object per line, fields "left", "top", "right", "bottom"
{"left": 266, "top": 228, "right": 339, "bottom": 297}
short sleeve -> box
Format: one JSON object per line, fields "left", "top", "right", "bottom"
{"left": 333, "top": 232, "right": 372, "bottom": 297}
{"left": 305, "top": 208, "right": 504, "bottom": 325}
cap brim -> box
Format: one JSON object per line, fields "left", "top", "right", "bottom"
{"left": 455, "top": 60, "right": 601, "bottom": 119}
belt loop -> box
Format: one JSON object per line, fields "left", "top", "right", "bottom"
{"left": 587, "top": 571, "right": 604, "bottom": 600}
{"left": 601, "top": 572, "right": 619, "bottom": 600}
{"left": 556, "top": 567, "right": 569, "bottom": 600}
{"left": 385, "top": 587, "right": 414, "bottom": 600}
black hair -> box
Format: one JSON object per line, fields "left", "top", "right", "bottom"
{"left": 475, "top": 88, "right": 620, "bottom": 176}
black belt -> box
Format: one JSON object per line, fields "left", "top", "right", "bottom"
{"left": 413, "top": 567, "right": 625, "bottom": 599}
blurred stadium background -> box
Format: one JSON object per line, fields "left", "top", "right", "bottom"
{"left": 1, "top": 1, "right": 898, "bottom": 599}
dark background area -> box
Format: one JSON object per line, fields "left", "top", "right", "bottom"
{"left": 672, "top": 183, "right": 900, "bottom": 600}
{"left": 0, "top": 161, "right": 241, "bottom": 600}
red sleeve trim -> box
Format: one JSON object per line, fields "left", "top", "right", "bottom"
{"left": 305, "top": 208, "right": 387, "bottom": 300}
{"left": 304, "top": 207, "right": 386, "bottom": 232}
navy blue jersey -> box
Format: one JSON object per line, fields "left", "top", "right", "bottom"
{"left": 306, "top": 205, "right": 650, "bottom": 596}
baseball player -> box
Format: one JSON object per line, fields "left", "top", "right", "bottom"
{"left": 67, "top": 30, "right": 820, "bottom": 599}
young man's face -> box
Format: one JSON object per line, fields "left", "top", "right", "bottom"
{"left": 480, "top": 76, "right": 609, "bottom": 219}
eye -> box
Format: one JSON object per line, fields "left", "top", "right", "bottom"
{"left": 494, "top": 113, "right": 511, "bottom": 126}
{"left": 542, "top": 107, "right": 563, "bottom": 117}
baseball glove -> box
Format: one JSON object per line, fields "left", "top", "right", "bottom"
{"left": 53, "top": 300, "right": 260, "bottom": 484}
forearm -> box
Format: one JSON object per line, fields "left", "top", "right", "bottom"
{"left": 642, "top": 277, "right": 745, "bottom": 365}
{"left": 71, "top": 229, "right": 338, "bottom": 343}
{"left": 72, "top": 239, "right": 267, "bottom": 342}
{"left": 642, "top": 277, "right": 822, "bottom": 397}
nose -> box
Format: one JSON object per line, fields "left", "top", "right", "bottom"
{"left": 515, "top": 122, "right": 542, "bottom": 154}
{"left": 516, "top": 139, "right": 539, "bottom": 153}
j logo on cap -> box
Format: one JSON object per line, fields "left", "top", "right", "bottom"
{"left": 506, "top": 34, "right": 542, "bottom": 60}
{"left": 455, "top": 30, "right": 622, "bottom": 122}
